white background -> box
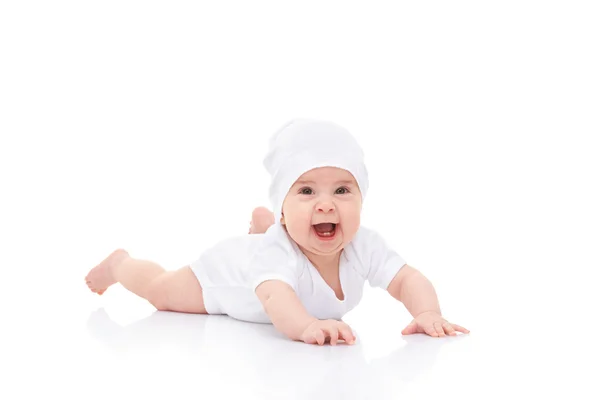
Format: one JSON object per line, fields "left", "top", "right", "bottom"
{"left": 1, "top": 1, "right": 599, "bottom": 399}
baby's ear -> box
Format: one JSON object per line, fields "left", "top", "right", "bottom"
{"left": 280, "top": 213, "right": 285, "bottom": 225}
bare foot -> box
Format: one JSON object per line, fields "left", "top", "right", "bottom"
{"left": 85, "top": 249, "right": 130, "bottom": 295}
{"left": 248, "top": 206, "right": 275, "bottom": 234}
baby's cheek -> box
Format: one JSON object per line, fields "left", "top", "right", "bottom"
{"left": 291, "top": 219, "right": 312, "bottom": 240}
{"left": 343, "top": 217, "right": 361, "bottom": 236}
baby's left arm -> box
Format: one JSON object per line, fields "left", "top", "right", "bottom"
{"left": 387, "top": 265, "right": 470, "bottom": 337}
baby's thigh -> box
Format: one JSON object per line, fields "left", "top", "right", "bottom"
{"left": 148, "top": 266, "right": 208, "bottom": 314}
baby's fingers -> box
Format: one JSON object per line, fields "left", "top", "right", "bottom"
{"left": 315, "top": 329, "right": 326, "bottom": 345}
{"left": 342, "top": 327, "right": 356, "bottom": 344}
{"left": 451, "top": 323, "right": 470, "bottom": 334}
{"left": 424, "top": 324, "right": 439, "bottom": 337}
{"left": 329, "top": 328, "right": 339, "bottom": 346}
{"left": 434, "top": 322, "right": 446, "bottom": 337}
{"left": 442, "top": 322, "right": 457, "bottom": 336}
{"left": 305, "top": 329, "right": 325, "bottom": 345}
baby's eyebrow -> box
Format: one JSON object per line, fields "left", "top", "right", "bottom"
{"left": 335, "top": 180, "right": 355, "bottom": 185}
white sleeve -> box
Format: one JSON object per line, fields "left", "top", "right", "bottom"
{"left": 355, "top": 227, "right": 407, "bottom": 290}
{"left": 248, "top": 224, "right": 300, "bottom": 292}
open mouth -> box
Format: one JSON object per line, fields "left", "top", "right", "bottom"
{"left": 312, "top": 223, "right": 337, "bottom": 239}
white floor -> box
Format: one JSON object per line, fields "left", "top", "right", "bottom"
{"left": 4, "top": 246, "right": 598, "bottom": 399}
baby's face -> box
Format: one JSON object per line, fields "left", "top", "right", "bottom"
{"left": 281, "top": 167, "right": 362, "bottom": 258}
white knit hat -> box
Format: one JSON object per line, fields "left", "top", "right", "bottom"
{"left": 263, "top": 118, "right": 369, "bottom": 225}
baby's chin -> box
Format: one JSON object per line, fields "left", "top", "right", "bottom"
{"left": 299, "top": 243, "right": 344, "bottom": 259}
{"left": 308, "top": 232, "right": 348, "bottom": 255}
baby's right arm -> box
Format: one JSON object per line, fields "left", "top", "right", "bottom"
{"left": 255, "top": 280, "right": 356, "bottom": 345}
{"left": 255, "top": 280, "right": 317, "bottom": 341}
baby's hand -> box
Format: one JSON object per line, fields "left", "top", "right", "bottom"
{"left": 401, "top": 311, "right": 470, "bottom": 337}
{"left": 301, "top": 319, "right": 356, "bottom": 346}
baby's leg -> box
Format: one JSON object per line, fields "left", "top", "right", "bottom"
{"left": 85, "top": 249, "right": 207, "bottom": 313}
{"left": 248, "top": 206, "right": 275, "bottom": 234}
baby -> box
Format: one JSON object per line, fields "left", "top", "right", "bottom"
{"left": 85, "top": 118, "right": 469, "bottom": 346}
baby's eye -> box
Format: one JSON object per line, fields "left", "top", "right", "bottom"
{"left": 335, "top": 187, "right": 350, "bottom": 194}
{"left": 299, "top": 187, "right": 314, "bottom": 195}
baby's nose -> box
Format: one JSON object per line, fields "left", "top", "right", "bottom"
{"left": 317, "top": 203, "right": 335, "bottom": 213}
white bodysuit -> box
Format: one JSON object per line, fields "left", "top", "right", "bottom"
{"left": 190, "top": 223, "right": 407, "bottom": 324}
